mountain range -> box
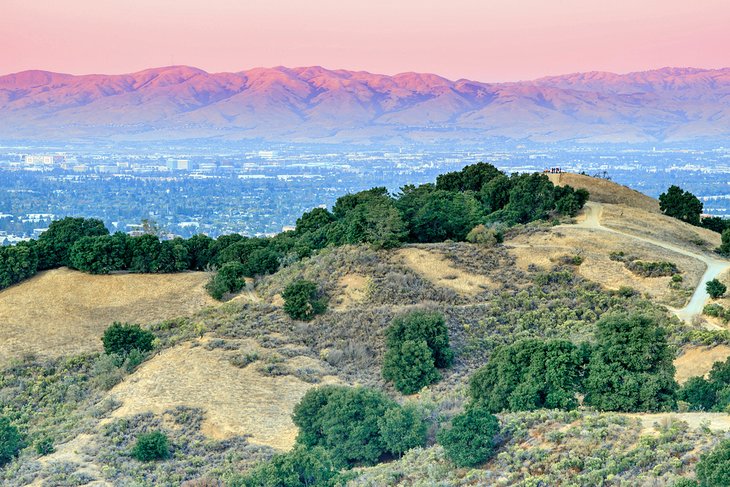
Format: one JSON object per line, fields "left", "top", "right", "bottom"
{"left": 1, "top": 65, "right": 729, "bottom": 145}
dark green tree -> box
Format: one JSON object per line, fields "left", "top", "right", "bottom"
{"left": 206, "top": 261, "right": 247, "bottom": 300}
{"left": 503, "top": 173, "right": 557, "bottom": 224}
{"left": 707, "top": 279, "right": 727, "bottom": 299}
{"left": 720, "top": 229, "right": 730, "bottom": 256}
{"left": 584, "top": 314, "right": 678, "bottom": 412}
{"left": 377, "top": 403, "right": 428, "bottom": 457}
{"left": 480, "top": 174, "right": 513, "bottom": 213}
{"left": 69, "top": 233, "right": 129, "bottom": 274}
{"left": 244, "top": 248, "right": 281, "bottom": 277}
{"left": 296, "top": 208, "right": 336, "bottom": 235}
{"left": 292, "top": 385, "right": 396, "bottom": 467}
{"left": 659, "top": 185, "right": 703, "bottom": 225}
{"left": 128, "top": 234, "right": 162, "bottom": 273}
{"left": 469, "top": 339, "right": 585, "bottom": 413}
{"left": 679, "top": 376, "right": 717, "bottom": 411}
{"left": 184, "top": 234, "right": 214, "bottom": 270}
{"left": 696, "top": 439, "right": 730, "bottom": 487}
{"left": 36, "top": 217, "right": 109, "bottom": 269}
{"left": 156, "top": 238, "right": 190, "bottom": 273}
{"left": 131, "top": 431, "right": 169, "bottom": 462}
{"left": 282, "top": 280, "right": 327, "bottom": 321}
{"left": 0, "top": 416, "right": 22, "bottom": 467}
{"left": 382, "top": 339, "right": 441, "bottom": 394}
{"left": 384, "top": 311, "right": 453, "bottom": 368}
{"left": 437, "top": 407, "right": 500, "bottom": 467}
{"left": 102, "top": 322, "right": 155, "bottom": 356}
{"left": 435, "top": 162, "right": 503, "bottom": 192}
{"left": 0, "top": 242, "right": 40, "bottom": 290}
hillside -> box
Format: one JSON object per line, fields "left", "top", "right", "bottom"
{"left": 2, "top": 174, "right": 730, "bottom": 486}
{"left": 1, "top": 66, "right": 730, "bottom": 144}
{"left": 0, "top": 268, "right": 215, "bottom": 365}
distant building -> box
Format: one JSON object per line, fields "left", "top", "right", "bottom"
{"left": 167, "top": 159, "right": 191, "bottom": 171}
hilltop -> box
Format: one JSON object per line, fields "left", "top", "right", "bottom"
{"left": 1, "top": 172, "right": 730, "bottom": 486}
{"left": 1, "top": 66, "right": 730, "bottom": 144}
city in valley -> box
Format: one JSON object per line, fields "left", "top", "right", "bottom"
{"left": 1, "top": 144, "right": 729, "bottom": 244}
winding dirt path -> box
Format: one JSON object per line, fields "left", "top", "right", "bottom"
{"left": 571, "top": 202, "right": 730, "bottom": 324}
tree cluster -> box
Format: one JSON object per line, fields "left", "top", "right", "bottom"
{"left": 469, "top": 313, "right": 678, "bottom": 414}
{"left": 291, "top": 385, "right": 427, "bottom": 468}
{"left": 382, "top": 311, "right": 453, "bottom": 394}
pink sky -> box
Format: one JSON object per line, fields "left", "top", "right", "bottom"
{"left": 1, "top": 0, "right": 728, "bottom": 81}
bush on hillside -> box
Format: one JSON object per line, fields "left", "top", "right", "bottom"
{"left": 282, "top": 280, "right": 327, "bottom": 321}
{"left": 0, "top": 416, "right": 22, "bottom": 467}
{"left": 719, "top": 229, "right": 730, "bottom": 256}
{"left": 102, "top": 322, "right": 155, "bottom": 356}
{"left": 0, "top": 242, "right": 39, "bottom": 290}
{"left": 131, "top": 431, "right": 170, "bottom": 461}
{"left": 36, "top": 216, "right": 109, "bottom": 269}
{"left": 235, "top": 445, "right": 341, "bottom": 487}
{"left": 469, "top": 339, "right": 586, "bottom": 413}
{"left": 695, "top": 439, "right": 730, "bottom": 486}
{"left": 584, "top": 314, "right": 678, "bottom": 412}
{"left": 382, "top": 311, "right": 453, "bottom": 394}
{"left": 466, "top": 224, "right": 503, "bottom": 247}
{"left": 437, "top": 407, "right": 500, "bottom": 467}
{"left": 707, "top": 279, "right": 727, "bottom": 299}
{"left": 292, "top": 385, "right": 396, "bottom": 467}
{"left": 679, "top": 356, "right": 730, "bottom": 412}
{"left": 206, "top": 261, "right": 247, "bottom": 300}
{"left": 377, "top": 403, "right": 428, "bottom": 458}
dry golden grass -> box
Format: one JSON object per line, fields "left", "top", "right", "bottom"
{"left": 547, "top": 172, "right": 660, "bottom": 213}
{"left": 630, "top": 412, "right": 730, "bottom": 435}
{"left": 508, "top": 224, "right": 705, "bottom": 307}
{"left": 333, "top": 274, "right": 370, "bottom": 310}
{"left": 108, "top": 341, "right": 338, "bottom": 450}
{"left": 600, "top": 204, "right": 721, "bottom": 252}
{"left": 396, "top": 247, "right": 495, "bottom": 295}
{"left": 0, "top": 268, "right": 216, "bottom": 365}
{"left": 674, "top": 345, "right": 730, "bottom": 384}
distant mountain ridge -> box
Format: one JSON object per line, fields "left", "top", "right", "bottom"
{"left": 1, "top": 65, "right": 729, "bottom": 144}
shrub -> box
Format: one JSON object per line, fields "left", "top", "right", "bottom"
{"left": 236, "top": 446, "right": 340, "bottom": 487}
{"left": 437, "top": 407, "right": 500, "bottom": 467}
{"left": 719, "top": 229, "right": 730, "bottom": 256}
{"left": 659, "top": 185, "right": 703, "bottom": 226}
{"left": 377, "top": 404, "right": 428, "bottom": 457}
{"left": 469, "top": 339, "right": 585, "bottom": 412}
{"left": 383, "top": 339, "right": 440, "bottom": 395}
{"left": 0, "top": 416, "right": 22, "bottom": 467}
{"left": 206, "top": 261, "right": 247, "bottom": 300}
{"left": 703, "top": 304, "right": 725, "bottom": 319}
{"left": 626, "top": 260, "right": 678, "bottom": 278}
{"left": 102, "top": 322, "right": 155, "bottom": 356}
{"left": 131, "top": 431, "right": 170, "bottom": 462}
{"left": 584, "top": 314, "right": 678, "bottom": 412}
{"left": 292, "top": 385, "right": 395, "bottom": 467}
{"left": 35, "top": 437, "right": 55, "bottom": 455}
{"left": 696, "top": 439, "right": 730, "bottom": 486}
{"left": 282, "top": 280, "right": 327, "bottom": 321}
{"left": 382, "top": 311, "right": 453, "bottom": 394}
{"left": 707, "top": 279, "right": 727, "bottom": 299}
{"left": 466, "top": 224, "right": 503, "bottom": 247}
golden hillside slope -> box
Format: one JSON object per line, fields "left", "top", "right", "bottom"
{"left": 0, "top": 267, "right": 216, "bottom": 365}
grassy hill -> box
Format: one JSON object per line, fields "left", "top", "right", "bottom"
{"left": 2, "top": 174, "right": 730, "bottom": 486}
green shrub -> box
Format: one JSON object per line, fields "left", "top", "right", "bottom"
{"left": 206, "top": 261, "right": 247, "bottom": 300}
{"left": 236, "top": 446, "right": 341, "bottom": 487}
{"left": 0, "top": 416, "right": 22, "bottom": 466}
{"left": 102, "top": 322, "right": 155, "bottom": 356}
{"left": 465, "top": 224, "right": 502, "bottom": 247}
{"left": 696, "top": 439, "right": 730, "bottom": 486}
{"left": 626, "top": 260, "right": 678, "bottom": 278}
{"left": 720, "top": 229, "right": 730, "bottom": 256}
{"left": 282, "top": 280, "right": 327, "bottom": 321}
{"left": 703, "top": 304, "right": 725, "bottom": 318}
{"left": 382, "top": 311, "right": 453, "bottom": 394}
{"left": 131, "top": 431, "right": 170, "bottom": 462}
{"left": 34, "top": 437, "right": 55, "bottom": 455}
{"left": 584, "top": 314, "right": 678, "bottom": 412}
{"left": 292, "top": 385, "right": 395, "bottom": 467}
{"left": 469, "top": 339, "right": 585, "bottom": 412}
{"left": 437, "top": 407, "right": 500, "bottom": 467}
{"left": 679, "top": 376, "right": 717, "bottom": 411}
{"left": 377, "top": 404, "right": 428, "bottom": 457}
{"left": 707, "top": 279, "right": 727, "bottom": 299}
{"left": 383, "top": 339, "right": 440, "bottom": 395}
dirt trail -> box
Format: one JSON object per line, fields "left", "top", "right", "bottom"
{"left": 568, "top": 202, "right": 730, "bottom": 324}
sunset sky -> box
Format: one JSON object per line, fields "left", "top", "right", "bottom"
{"left": 2, "top": 0, "right": 728, "bottom": 81}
